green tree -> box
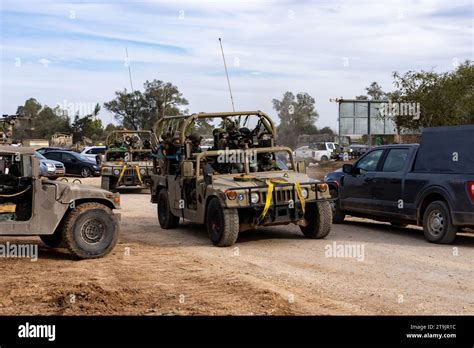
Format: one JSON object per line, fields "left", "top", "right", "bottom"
{"left": 71, "top": 104, "right": 104, "bottom": 142}
{"left": 272, "top": 91, "right": 319, "bottom": 147}
{"left": 14, "top": 99, "right": 71, "bottom": 140}
{"left": 104, "top": 80, "right": 189, "bottom": 130}
{"left": 366, "top": 81, "right": 386, "bottom": 100}
{"left": 389, "top": 60, "right": 473, "bottom": 131}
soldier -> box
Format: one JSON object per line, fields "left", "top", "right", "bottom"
{"left": 188, "top": 133, "right": 203, "bottom": 155}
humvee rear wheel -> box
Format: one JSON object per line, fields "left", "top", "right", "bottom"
{"left": 62, "top": 202, "right": 119, "bottom": 259}
{"left": 157, "top": 189, "right": 180, "bottom": 229}
{"left": 300, "top": 201, "right": 332, "bottom": 239}
{"left": 206, "top": 197, "right": 239, "bottom": 247}
{"left": 40, "top": 230, "right": 63, "bottom": 248}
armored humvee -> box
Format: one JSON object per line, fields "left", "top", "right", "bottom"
{"left": 101, "top": 130, "right": 158, "bottom": 191}
{"left": 150, "top": 111, "right": 334, "bottom": 247}
{"left": 0, "top": 146, "right": 120, "bottom": 259}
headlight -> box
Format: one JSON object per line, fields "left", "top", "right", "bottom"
{"left": 250, "top": 192, "right": 260, "bottom": 204}
{"left": 140, "top": 168, "right": 146, "bottom": 175}
{"left": 301, "top": 188, "right": 308, "bottom": 199}
{"left": 113, "top": 168, "right": 121, "bottom": 175}
{"left": 46, "top": 163, "right": 55, "bottom": 171}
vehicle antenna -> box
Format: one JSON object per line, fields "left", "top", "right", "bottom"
{"left": 218, "top": 38, "right": 236, "bottom": 120}
{"left": 125, "top": 47, "right": 134, "bottom": 93}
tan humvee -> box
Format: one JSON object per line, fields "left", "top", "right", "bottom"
{"left": 151, "top": 111, "right": 334, "bottom": 247}
{"left": 101, "top": 130, "right": 158, "bottom": 191}
{"left": 0, "top": 146, "right": 120, "bottom": 259}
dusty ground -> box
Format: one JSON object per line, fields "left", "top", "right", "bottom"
{"left": 0, "top": 169, "right": 473, "bottom": 315}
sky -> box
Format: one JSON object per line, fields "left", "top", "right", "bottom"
{"left": 1, "top": 0, "right": 473, "bottom": 130}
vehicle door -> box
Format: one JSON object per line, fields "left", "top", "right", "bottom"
{"left": 61, "top": 152, "right": 80, "bottom": 175}
{"left": 372, "top": 147, "right": 410, "bottom": 215}
{"left": 340, "top": 148, "right": 384, "bottom": 212}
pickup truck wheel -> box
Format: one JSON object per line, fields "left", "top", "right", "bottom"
{"left": 330, "top": 189, "right": 345, "bottom": 224}
{"left": 206, "top": 197, "right": 239, "bottom": 247}
{"left": 320, "top": 156, "right": 329, "bottom": 162}
{"left": 40, "top": 230, "right": 63, "bottom": 248}
{"left": 300, "top": 201, "right": 332, "bottom": 239}
{"left": 62, "top": 203, "right": 119, "bottom": 259}
{"left": 157, "top": 189, "right": 180, "bottom": 229}
{"left": 423, "top": 201, "right": 457, "bottom": 244}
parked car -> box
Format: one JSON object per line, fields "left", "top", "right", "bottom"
{"left": 36, "top": 147, "right": 65, "bottom": 155}
{"left": 43, "top": 150, "right": 101, "bottom": 177}
{"left": 325, "top": 125, "right": 474, "bottom": 244}
{"left": 294, "top": 142, "right": 335, "bottom": 163}
{"left": 348, "top": 144, "right": 369, "bottom": 158}
{"left": 35, "top": 152, "right": 65, "bottom": 179}
{"left": 80, "top": 146, "right": 106, "bottom": 163}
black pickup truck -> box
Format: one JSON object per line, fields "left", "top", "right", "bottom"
{"left": 325, "top": 125, "right": 474, "bottom": 244}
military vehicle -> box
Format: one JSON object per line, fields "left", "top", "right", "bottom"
{"left": 0, "top": 115, "right": 17, "bottom": 145}
{"left": 50, "top": 132, "right": 73, "bottom": 148}
{"left": 0, "top": 146, "right": 120, "bottom": 259}
{"left": 150, "top": 111, "right": 334, "bottom": 247}
{"left": 101, "top": 130, "right": 158, "bottom": 191}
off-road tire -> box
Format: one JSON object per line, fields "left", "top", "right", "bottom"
{"left": 81, "top": 166, "right": 92, "bottom": 178}
{"left": 206, "top": 197, "right": 239, "bottom": 247}
{"left": 320, "top": 156, "right": 329, "bottom": 162}
{"left": 330, "top": 189, "right": 345, "bottom": 224}
{"left": 300, "top": 201, "right": 332, "bottom": 239}
{"left": 157, "top": 189, "right": 180, "bottom": 229}
{"left": 423, "top": 201, "right": 457, "bottom": 244}
{"left": 40, "top": 230, "right": 64, "bottom": 248}
{"left": 62, "top": 202, "right": 119, "bottom": 259}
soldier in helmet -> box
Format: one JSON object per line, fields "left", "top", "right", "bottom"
{"left": 188, "top": 132, "right": 203, "bottom": 156}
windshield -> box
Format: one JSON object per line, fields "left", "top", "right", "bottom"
{"left": 35, "top": 152, "right": 46, "bottom": 160}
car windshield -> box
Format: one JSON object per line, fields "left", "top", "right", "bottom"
{"left": 76, "top": 153, "right": 91, "bottom": 162}
{"left": 35, "top": 152, "right": 46, "bottom": 160}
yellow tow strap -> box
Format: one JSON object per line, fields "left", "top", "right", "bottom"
{"left": 258, "top": 178, "right": 306, "bottom": 223}
{"left": 258, "top": 179, "right": 274, "bottom": 222}
{"left": 117, "top": 164, "right": 127, "bottom": 185}
{"left": 135, "top": 165, "right": 143, "bottom": 186}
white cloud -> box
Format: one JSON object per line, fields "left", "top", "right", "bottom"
{"left": 1, "top": 0, "right": 472, "bottom": 130}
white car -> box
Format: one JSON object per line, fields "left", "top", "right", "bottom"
{"left": 80, "top": 146, "right": 106, "bottom": 163}
{"left": 294, "top": 142, "right": 335, "bottom": 162}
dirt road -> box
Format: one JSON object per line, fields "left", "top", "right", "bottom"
{"left": 0, "top": 177, "right": 472, "bottom": 315}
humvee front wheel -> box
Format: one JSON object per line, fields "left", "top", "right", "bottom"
{"left": 62, "top": 202, "right": 119, "bottom": 259}
{"left": 300, "top": 201, "right": 332, "bottom": 239}
{"left": 206, "top": 197, "right": 239, "bottom": 247}
{"left": 157, "top": 189, "right": 180, "bottom": 229}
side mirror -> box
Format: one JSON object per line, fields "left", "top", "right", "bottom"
{"left": 296, "top": 161, "right": 306, "bottom": 174}
{"left": 182, "top": 160, "right": 194, "bottom": 178}
{"left": 342, "top": 164, "right": 353, "bottom": 174}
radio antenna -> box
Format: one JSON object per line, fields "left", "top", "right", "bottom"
{"left": 218, "top": 38, "right": 236, "bottom": 113}
{"left": 125, "top": 47, "right": 134, "bottom": 93}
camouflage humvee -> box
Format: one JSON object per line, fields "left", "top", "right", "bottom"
{"left": 101, "top": 130, "right": 158, "bottom": 191}
{"left": 150, "top": 111, "right": 334, "bottom": 247}
{"left": 0, "top": 146, "right": 120, "bottom": 259}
